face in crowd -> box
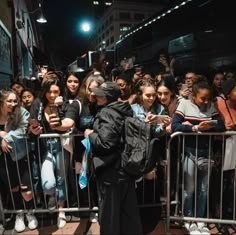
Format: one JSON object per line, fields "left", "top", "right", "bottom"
{"left": 11, "top": 83, "right": 24, "bottom": 95}
{"left": 87, "top": 80, "right": 100, "bottom": 103}
{"left": 66, "top": 74, "right": 80, "bottom": 95}
{"left": 140, "top": 83, "right": 157, "bottom": 110}
{"left": 157, "top": 85, "right": 173, "bottom": 107}
{"left": 0, "top": 91, "right": 19, "bottom": 114}
{"left": 184, "top": 72, "right": 196, "bottom": 89}
{"left": 212, "top": 72, "right": 224, "bottom": 88}
{"left": 21, "top": 90, "right": 34, "bottom": 110}
{"left": 116, "top": 78, "right": 131, "bottom": 99}
{"left": 46, "top": 84, "right": 61, "bottom": 105}
{"left": 192, "top": 88, "right": 211, "bottom": 109}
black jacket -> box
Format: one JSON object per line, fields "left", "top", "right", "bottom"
{"left": 89, "top": 101, "right": 133, "bottom": 179}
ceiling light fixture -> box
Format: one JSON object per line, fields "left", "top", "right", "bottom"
{"left": 23, "top": 2, "right": 47, "bottom": 24}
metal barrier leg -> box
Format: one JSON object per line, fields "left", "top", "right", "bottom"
{"left": 0, "top": 192, "right": 6, "bottom": 228}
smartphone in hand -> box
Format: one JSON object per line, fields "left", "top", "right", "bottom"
{"left": 49, "top": 104, "right": 62, "bottom": 126}
{"left": 207, "top": 120, "right": 218, "bottom": 125}
{"left": 156, "top": 115, "right": 170, "bottom": 124}
{"left": 28, "top": 118, "right": 39, "bottom": 128}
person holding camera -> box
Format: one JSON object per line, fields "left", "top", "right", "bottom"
{"left": 29, "top": 78, "right": 77, "bottom": 228}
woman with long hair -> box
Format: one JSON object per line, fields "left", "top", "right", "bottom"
{"left": 0, "top": 89, "right": 38, "bottom": 233}
{"left": 156, "top": 75, "right": 183, "bottom": 134}
{"left": 75, "top": 73, "right": 104, "bottom": 223}
{"left": 64, "top": 72, "right": 81, "bottom": 101}
{"left": 29, "top": 78, "right": 77, "bottom": 228}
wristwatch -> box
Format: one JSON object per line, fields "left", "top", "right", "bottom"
{"left": 192, "top": 125, "right": 198, "bottom": 132}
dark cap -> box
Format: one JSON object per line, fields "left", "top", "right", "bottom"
{"left": 222, "top": 79, "right": 236, "bottom": 96}
{"left": 92, "top": 81, "right": 121, "bottom": 101}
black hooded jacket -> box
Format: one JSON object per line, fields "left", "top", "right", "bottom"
{"left": 88, "top": 101, "right": 133, "bottom": 179}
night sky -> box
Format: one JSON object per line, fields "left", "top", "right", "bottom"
{"left": 42, "top": 0, "right": 91, "bottom": 69}
{"left": 41, "top": 0, "right": 168, "bottom": 69}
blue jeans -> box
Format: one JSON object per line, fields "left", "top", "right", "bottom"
{"left": 183, "top": 156, "right": 210, "bottom": 217}
{"left": 41, "top": 138, "right": 69, "bottom": 202}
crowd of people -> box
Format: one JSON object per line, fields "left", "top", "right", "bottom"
{"left": 0, "top": 57, "right": 236, "bottom": 235}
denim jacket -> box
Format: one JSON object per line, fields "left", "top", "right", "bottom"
{"left": 3, "top": 107, "right": 29, "bottom": 143}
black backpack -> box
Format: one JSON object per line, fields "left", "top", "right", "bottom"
{"left": 121, "top": 117, "right": 160, "bottom": 178}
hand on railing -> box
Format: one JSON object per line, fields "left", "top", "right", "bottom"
{"left": 197, "top": 121, "right": 216, "bottom": 131}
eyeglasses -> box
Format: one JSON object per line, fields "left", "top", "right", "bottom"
{"left": 5, "top": 100, "right": 18, "bottom": 105}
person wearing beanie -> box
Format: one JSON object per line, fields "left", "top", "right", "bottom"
{"left": 84, "top": 81, "right": 143, "bottom": 235}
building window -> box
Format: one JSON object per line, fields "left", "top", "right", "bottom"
{"left": 110, "top": 36, "right": 114, "bottom": 44}
{"left": 119, "top": 12, "right": 130, "bottom": 19}
{"left": 109, "top": 15, "right": 113, "bottom": 23}
{"left": 134, "top": 13, "right": 145, "bottom": 21}
{"left": 120, "top": 23, "right": 131, "bottom": 32}
{"left": 110, "top": 25, "right": 114, "bottom": 32}
{"left": 105, "top": 19, "right": 109, "bottom": 27}
{"left": 106, "top": 30, "right": 109, "bottom": 36}
{"left": 106, "top": 39, "right": 109, "bottom": 46}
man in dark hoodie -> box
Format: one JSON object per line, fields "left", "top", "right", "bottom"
{"left": 84, "top": 81, "right": 143, "bottom": 235}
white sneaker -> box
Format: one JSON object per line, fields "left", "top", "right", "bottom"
{"left": 14, "top": 213, "right": 26, "bottom": 233}
{"left": 57, "top": 214, "right": 66, "bottom": 229}
{"left": 89, "top": 207, "right": 98, "bottom": 223}
{"left": 188, "top": 223, "right": 201, "bottom": 235}
{"left": 26, "top": 213, "right": 38, "bottom": 230}
{"left": 197, "top": 222, "right": 210, "bottom": 235}
{"left": 184, "top": 222, "right": 191, "bottom": 230}
{"left": 0, "top": 224, "right": 4, "bottom": 235}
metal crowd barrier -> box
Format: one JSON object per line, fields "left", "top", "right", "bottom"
{"left": 0, "top": 133, "right": 161, "bottom": 229}
{"left": 166, "top": 131, "right": 236, "bottom": 235}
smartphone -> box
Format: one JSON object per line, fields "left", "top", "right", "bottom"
{"left": 50, "top": 104, "right": 59, "bottom": 116}
{"left": 156, "top": 115, "right": 170, "bottom": 123}
{"left": 49, "top": 104, "right": 62, "bottom": 126}
{"left": 181, "top": 83, "right": 188, "bottom": 90}
{"left": 208, "top": 120, "right": 218, "bottom": 125}
{"left": 28, "top": 118, "right": 39, "bottom": 127}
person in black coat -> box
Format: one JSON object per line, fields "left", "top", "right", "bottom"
{"left": 84, "top": 81, "right": 143, "bottom": 235}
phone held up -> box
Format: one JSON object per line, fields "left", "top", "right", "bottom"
{"left": 49, "top": 104, "right": 62, "bottom": 126}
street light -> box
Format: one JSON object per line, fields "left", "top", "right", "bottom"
{"left": 81, "top": 22, "right": 91, "bottom": 32}
{"left": 34, "top": 3, "right": 47, "bottom": 23}
{"left": 36, "top": 11, "right": 47, "bottom": 23}
{"left": 19, "top": 2, "right": 47, "bottom": 25}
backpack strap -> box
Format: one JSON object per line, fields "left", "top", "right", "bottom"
{"left": 69, "top": 99, "right": 82, "bottom": 115}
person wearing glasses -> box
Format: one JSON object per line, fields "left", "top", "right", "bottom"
{"left": 0, "top": 89, "right": 38, "bottom": 233}
{"left": 115, "top": 72, "right": 136, "bottom": 104}
{"left": 179, "top": 72, "right": 197, "bottom": 99}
